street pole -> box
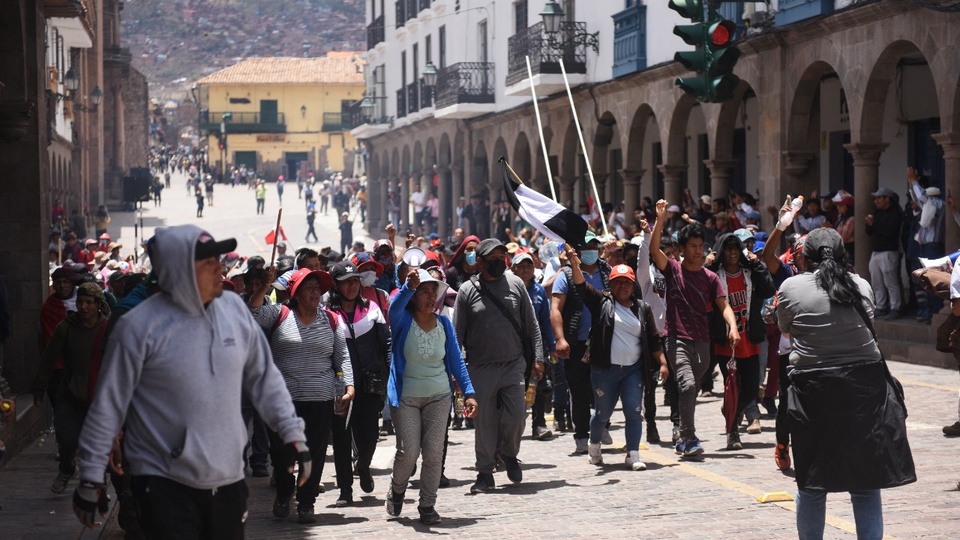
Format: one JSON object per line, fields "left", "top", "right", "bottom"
{"left": 220, "top": 119, "right": 226, "bottom": 183}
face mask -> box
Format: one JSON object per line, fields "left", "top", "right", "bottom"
{"left": 464, "top": 251, "right": 477, "bottom": 266}
{"left": 580, "top": 250, "right": 599, "bottom": 265}
{"left": 377, "top": 255, "right": 394, "bottom": 267}
{"left": 359, "top": 270, "right": 377, "bottom": 287}
{"left": 484, "top": 258, "right": 507, "bottom": 278}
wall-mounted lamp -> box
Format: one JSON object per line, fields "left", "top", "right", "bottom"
{"left": 422, "top": 61, "right": 438, "bottom": 88}
{"left": 539, "top": 0, "right": 599, "bottom": 53}
{"left": 301, "top": 104, "right": 307, "bottom": 118}
{"left": 74, "top": 86, "right": 103, "bottom": 113}
{"left": 63, "top": 67, "right": 80, "bottom": 92}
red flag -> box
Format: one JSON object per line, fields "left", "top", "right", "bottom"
{"left": 265, "top": 226, "right": 287, "bottom": 245}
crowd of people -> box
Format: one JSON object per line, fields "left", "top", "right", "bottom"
{"left": 32, "top": 159, "right": 960, "bottom": 539}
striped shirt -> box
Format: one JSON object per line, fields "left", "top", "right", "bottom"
{"left": 252, "top": 304, "right": 353, "bottom": 401}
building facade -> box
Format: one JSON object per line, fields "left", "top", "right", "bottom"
{"left": 352, "top": 0, "right": 960, "bottom": 277}
{"left": 196, "top": 53, "right": 366, "bottom": 180}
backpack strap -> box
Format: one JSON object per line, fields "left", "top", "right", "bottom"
{"left": 271, "top": 304, "right": 291, "bottom": 335}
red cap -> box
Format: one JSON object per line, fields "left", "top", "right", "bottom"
{"left": 609, "top": 264, "right": 636, "bottom": 283}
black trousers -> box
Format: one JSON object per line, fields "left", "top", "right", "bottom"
{"left": 132, "top": 476, "right": 247, "bottom": 540}
{"left": 775, "top": 354, "right": 793, "bottom": 445}
{"left": 268, "top": 400, "right": 333, "bottom": 508}
{"left": 332, "top": 392, "right": 384, "bottom": 496}
{"left": 565, "top": 341, "right": 593, "bottom": 440}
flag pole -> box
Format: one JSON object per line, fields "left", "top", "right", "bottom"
{"left": 559, "top": 58, "right": 609, "bottom": 237}
{"left": 526, "top": 56, "right": 558, "bottom": 202}
{"left": 499, "top": 156, "right": 524, "bottom": 186}
{"left": 269, "top": 208, "right": 283, "bottom": 268}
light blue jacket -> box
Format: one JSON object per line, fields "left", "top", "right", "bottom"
{"left": 387, "top": 284, "right": 475, "bottom": 407}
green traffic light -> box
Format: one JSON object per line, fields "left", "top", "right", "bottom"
{"left": 667, "top": 0, "right": 704, "bottom": 22}
{"left": 673, "top": 24, "right": 705, "bottom": 47}
{"left": 711, "top": 74, "right": 741, "bottom": 102}
{"left": 676, "top": 76, "right": 708, "bottom": 96}
{"left": 675, "top": 50, "right": 707, "bottom": 73}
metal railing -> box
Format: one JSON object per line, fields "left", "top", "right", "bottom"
{"left": 396, "top": 88, "right": 407, "bottom": 118}
{"left": 434, "top": 62, "right": 495, "bottom": 109}
{"left": 345, "top": 98, "right": 391, "bottom": 128}
{"left": 506, "top": 21, "right": 588, "bottom": 87}
{"left": 322, "top": 112, "right": 343, "bottom": 131}
{"left": 199, "top": 111, "right": 286, "bottom": 133}
{"left": 420, "top": 79, "right": 433, "bottom": 109}
{"left": 406, "top": 82, "right": 420, "bottom": 114}
{"left": 367, "top": 15, "right": 385, "bottom": 49}
{"left": 419, "top": 0, "right": 431, "bottom": 12}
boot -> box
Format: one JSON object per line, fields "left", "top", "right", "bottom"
{"left": 587, "top": 442, "right": 603, "bottom": 465}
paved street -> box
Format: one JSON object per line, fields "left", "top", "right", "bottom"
{"left": 2, "top": 171, "right": 960, "bottom": 538}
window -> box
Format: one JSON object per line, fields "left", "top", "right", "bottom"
{"left": 413, "top": 43, "right": 419, "bottom": 80}
{"left": 478, "top": 20, "right": 488, "bottom": 63}
{"left": 425, "top": 35, "right": 432, "bottom": 64}
{"left": 439, "top": 26, "right": 446, "bottom": 68}
{"left": 514, "top": 0, "right": 528, "bottom": 33}
{"left": 401, "top": 51, "right": 407, "bottom": 86}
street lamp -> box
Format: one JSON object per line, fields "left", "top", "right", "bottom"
{"left": 422, "top": 61, "right": 438, "bottom": 88}
{"left": 73, "top": 86, "right": 103, "bottom": 113}
{"left": 300, "top": 104, "right": 307, "bottom": 118}
{"left": 220, "top": 112, "right": 232, "bottom": 183}
{"left": 63, "top": 67, "right": 80, "bottom": 92}
{"left": 359, "top": 96, "right": 374, "bottom": 115}
{"left": 538, "top": 0, "right": 600, "bottom": 52}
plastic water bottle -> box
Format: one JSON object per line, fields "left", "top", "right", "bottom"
{"left": 778, "top": 195, "right": 805, "bottom": 230}
{"left": 525, "top": 372, "right": 540, "bottom": 407}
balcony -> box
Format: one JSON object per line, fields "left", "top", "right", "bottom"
{"left": 434, "top": 62, "right": 496, "bottom": 119}
{"left": 612, "top": 5, "right": 646, "bottom": 78}
{"left": 367, "top": 15, "right": 385, "bottom": 50}
{"left": 346, "top": 98, "right": 392, "bottom": 139}
{"left": 103, "top": 46, "right": 132, "bottom": 66}
{"left": 419, "top": 79, "right": 433, "bottom": 110}
{"left": 199, "top": 111, "right": 286, "bottom": 134}
{"left": 776, "top": 0, "right": 833, "bottom": 26}
{"left": 505, "top": 21, "right": 590, "bottom": 96}
{"left": 395, "top": 0, "right": 406, "bottom": 27}
{"left": 396, "top": 88, "right": 407, "bottom": 119}
{"left": 406, "top": 82, "right": 420, "bottom": 115}
{"left": 322, "top": 112, "right": 344, "bottom": 132}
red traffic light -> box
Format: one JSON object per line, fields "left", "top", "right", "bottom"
{"left": 709, "top": 20, "right": 736, "bottom": 47}
{"left": 219, "top": 142, "right": 225, "bottom": 150}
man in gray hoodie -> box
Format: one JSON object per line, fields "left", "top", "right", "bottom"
{"left": 74, "top": 225, "right": 310, "bottom": 538}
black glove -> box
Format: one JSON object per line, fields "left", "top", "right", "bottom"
{"left": 286, "top": 441, "right": 312, "bottom": 486}
{"left": 73, "top": 480, "right": 109, "bottom": 528}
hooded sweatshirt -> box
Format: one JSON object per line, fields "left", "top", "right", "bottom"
{"left": 77, "top": 225, "right": 305, "bottom": 489}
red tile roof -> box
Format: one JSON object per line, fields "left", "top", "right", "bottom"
{"left": 198, "top": 54, "right": 365, "bottom": 86}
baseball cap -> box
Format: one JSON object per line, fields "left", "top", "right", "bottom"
{"left": 195, "top": 231, "right": 238, "bottom": 261}
{"left": 511, "top": 252, "right": 534, "bottom": 266}
{"left": 76, "top": 282, "right": 104, "bottom": 301}
{"left": 745, "top": 210, "right": 761, "bottom": 221}
{"left": 667, "top": 205, "right": 681, "bottom": 213}
{"left": 926, "top": 187, "right": 942, "bottom": 197}
{"left": 272, "top": 269, "right": 295, "bottom": 290}
{"left": 350, "top": 251, "right": 384, "bottom": 277}
{"left": 700, "top": 195, "right": 712, "bottom": 205}
{"left": 733, "top": 228, "right": 755, "bottom": 244}
{"left": 52, "top": 266, "right": 82, "bottom": 283}
{"left": 373, "top": 239, "right": 394, "bottom": 253}
{"left": 476, "top": 238, "right": 507, "bottom": 257}
{"left": 609, "top": 264, "right": 636, "bottom": 283}
{"left": 505, "top": 242, "right": 520, "bottom": 255}
{"left": 287, "top": 268, "right": 333, "bottom": 297}
{"left": 330, "top": 261, "right": 360, "bottom": 281}
{"left": 583, "top": 231, "right": 601, "bottom": 246}
{"left": 871, "top": 187, "right": 896, "bottom": 198}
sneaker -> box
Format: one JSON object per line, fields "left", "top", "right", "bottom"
{"left": 625, "top": 451, "right": 647, "bottom": 471}
{"left": 674, "top": 438, "right": 685, "bottom": 455}
{"left": 671, "top": 425, "right": 680, "bottom": 443}
{"left": 726, "top": 431, "right": 742, "bottom": 450}
{"left": 943, "top": 421, "right": 960, "bottom": 437}
{"left": 358, "top": 468, "right": 374, "bottom": 493}
{"left": 534, "top": 426, "right": 553, "bottom": 440}
{"left": 574, "top": 438, "right": 589, "bottom": 454}
{"left": 587, "top": 442, "right": 603, "bottom": 465}
{"left": 297, "top": 505, "right": 316, "bottom": 524}
{"left": 438, "top": 474, "right": 450, "bottom": 488}
{"left": 335, "top": 492, "right": 352, "bottom": 507}
{"left": 381, "top": 419, "right": 394, "bottom": 436}
{"left": 761, "top": 397, "right": 777, "bottom": 417}
{"left": 775, "top": 443, "right": 791, "bottom": 470}
{"left": 252, "top": 465, "right": 270, "bottom": 478}
{"left": 452, "top": 416, "right": 464, "bottom": 430}
{"left": 418, "top": 506, "right": 442, "bottom": 525}
{"left": 464, "top": 418, "right": 475, "bottom": 429}
{"left": 499, "top": 454, "right": 522, "bottom": 483}
{"left": 747, "top": 418, "right": 762, "bottom": 434}
{"left": 601, "top": 429, "right": 614, "bottom": 445}
{"left": 470, "top": 472, "right": 495, "bottom": 494}
{"left": 682, "top": 437, "right": 705, "bottom": 457}
{"left": 646, "top": 423, "right": 661, "bottom": 444}
{"left": 50, "top": 470, "right": 75, "bottom": 494}
{"left": 884, "top": 309, "right": 901, "bottom": 320}
{"left": 273, "top": 495, "right": 291, "bottom": 518}
{"left": 385, "top": 488, "right": 404, "bottom": 516}
{"left": 552, "top": 419, "right": 563, "bottom": 433}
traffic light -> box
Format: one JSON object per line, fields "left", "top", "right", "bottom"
{"left": 705, "top": 18, "right": 741, "bottom": 101}
{"left": 669, "top": 0, "right": 741, "bottom": 102}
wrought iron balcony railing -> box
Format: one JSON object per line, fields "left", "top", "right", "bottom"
{"left": 406, "top": 82, "right": 420, "bottom": 114}
{"left": 434, "top": 62, "right": 495, "bottom": 109}
{"left": 367, "top": 15, "right": 385, "bottom": 49}
{"left": 506, "top": 21, "right": 588, "bottom": 87}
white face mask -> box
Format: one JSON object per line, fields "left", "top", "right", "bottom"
{"left": 359, "top": 270, "right": 377, "bottom": 287}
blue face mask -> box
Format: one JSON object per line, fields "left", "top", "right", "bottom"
{"left": 580, "top": 250, "right": 599, "bottom": 265}
{"left": 465, "top": 251, "right": 477, "bottom": 266}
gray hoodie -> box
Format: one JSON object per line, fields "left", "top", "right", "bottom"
{"left": 77, "top": 225, "right": 305, "bottom": 489}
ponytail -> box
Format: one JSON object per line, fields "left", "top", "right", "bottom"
{"left": 811, "top": 245, "right": 862, "bottom": 307}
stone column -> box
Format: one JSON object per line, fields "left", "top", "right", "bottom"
{"left": 658, "top": 164, "right": 686, "bottom": 206}
{"left": 558, "top": 176, "right": 576, "bottom": 209}
{"left": 782, "top": 151, "right": 815, "bottom": 199}
{"left": 844, "top": 142, "right": 889, "bottom": 277}
{"left": 437, "top": 165, "right": 451, "bottom": 239}
{"left": 704, "top": 159, "right": 739, "bottom": 201}
{"left": 377, "top": 174, "right": 389, "bottom": 230}
{"left": 451, "top": 164, "right": 464, "bottom": 231}
{"left": 400, "top": 175, "right": 410, "bottom": 232}
{"left": 933, "top": 132, "right": 960, "bottom": 252}
{"left": 367, "top": 174, "right": 381, "bottom": 234}
{"left": 593, "top": 173, "right": 609, "bottom": 205}
{"left": 619, "top": 168, "right": 644, "bottom": 226}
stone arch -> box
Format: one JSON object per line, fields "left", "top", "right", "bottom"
{"left": 470, "top": 138, "right": 488, "bottom": 199}
{"left": 624, "top": 103, "right": 656, "bottom": 173}
{"left": 592, "top": 111, "right": 620, "bottom": 207}
{"left": 425, "top": 137, "right": 437, "bottom": 170}
{"left": 412, "top": 141, "right": 423, "bottom": 175}
{"left": 453, "top": 130, "right": 465, "bottom": 170}
{"left": 512, "top": 131, "right": 532, "bottom": 184}
{"left": 491, "top": 136, "right": 509, "bottom": 189}
{"left": 438, "top": 133, "right": 452, "bottom": 168}
{"left": 665, "top": 92, "right": 700, "bottom": 166}
{"left": 784, "top": 60, "right": 840, "bottom": 197}
{"left": 860, "top": 41, "right": 936, "bottom": 145}
{"left": 391, "top": 147, "right": 400, "bottom": 181}
{"left": 401, "top": 145, "right": 411, "bottom": 177}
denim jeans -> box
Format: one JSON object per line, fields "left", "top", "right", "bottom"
{"left": 589, "top": 362, "right": 644, "bottom": 451}
{"left": 796, "top": 488, "right": 883, "bottom": 540}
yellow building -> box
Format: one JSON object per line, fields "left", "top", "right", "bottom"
{"left": 196, "top": 52, "right": 365, "bottom": 180}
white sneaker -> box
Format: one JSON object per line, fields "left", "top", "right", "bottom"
{"left": 587, "top": 442, "right": 603, "bottom": 465}
{"left": 574, "top": 438, "right": 588, "bottom": 454}
{"left": 625, "top": 451, "right": 646, "bottom": 471}
{"left": 601, "top": 429, "right": 613, "bottom": 445}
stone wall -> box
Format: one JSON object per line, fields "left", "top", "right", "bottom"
{"left": 124, "top": 68, "right": 150, "bottom": 170}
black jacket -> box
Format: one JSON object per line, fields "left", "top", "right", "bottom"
{"left": 788, "top": 360, "right": 915, "bottom": 492}
{"left": 574, "top": 282, "right": 662, "bottom": 370}
{"left": 707, "top": 234, "right": 776, "bottom": 346}
{"left": 866, "top": 204, "right": 904, "bottom": 252}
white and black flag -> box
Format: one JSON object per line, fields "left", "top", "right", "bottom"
{"left": 501, "top": 159, "right": 587, "bottom": 248}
